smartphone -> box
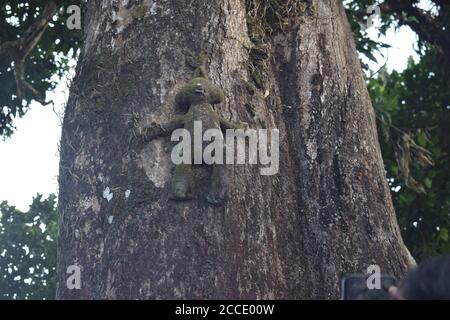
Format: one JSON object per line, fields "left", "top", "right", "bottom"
{"left": 341, "top": 273, "right": 397, "bottom": 300}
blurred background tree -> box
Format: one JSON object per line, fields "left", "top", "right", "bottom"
{"left": 346, "top": 0, "right": 450, "bottom": 261}
{"left": 0, "top": 194, "right": 57, "bottom": 299}
{"left": 0, "top": 0, "right": 81, "bottom": 137}
{"left": 0, "top": 0, "right": 448, "bottom": 298}
{"left": 369, "top": 52, "right": 450, "bottom": 261}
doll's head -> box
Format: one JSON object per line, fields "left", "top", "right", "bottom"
{"left": 175, "top": 77, "right": 224, "bottom": 111}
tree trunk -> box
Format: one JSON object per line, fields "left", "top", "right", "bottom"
{"left": 56, "top": 0, "right": 414, "bottom": 299}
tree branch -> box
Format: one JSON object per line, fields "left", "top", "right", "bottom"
{"left": 380, "top": 0, "right": 450, "bottom": 55}
{"left": 0, "top": 0, "right": 62, "bottom": 104}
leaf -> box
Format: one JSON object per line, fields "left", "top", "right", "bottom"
{"left": 424, "top": 178, "right": 432, "bottom": 189}
{"left": 391, "top": 165, "right": 398, "bottom": 176}
{"left": 417, "top": 132, "right": 427, "bottom": 146}
{"left": 406, "top": 176, "right": 426, "bottom": 194}
{"left": 440, "top": 228, "right": 449, "bottom": 242}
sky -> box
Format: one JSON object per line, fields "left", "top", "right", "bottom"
{"left": 0, "top": 75, "right": 68, "bottom": 211}
{"left": 0, "top": 22, "right": 420, "bottom": 212}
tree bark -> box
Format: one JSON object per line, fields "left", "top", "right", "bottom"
{"left": 56, "top": 0, "right": 414, "bottom": 299}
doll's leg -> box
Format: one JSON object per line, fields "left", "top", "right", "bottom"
{"left": 169, "top": 164, "right": 193, "bottom": 201}
{"left": 206, "top": 164, "right": 228, "bottom": 205}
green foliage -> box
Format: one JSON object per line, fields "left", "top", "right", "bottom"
{"left": 369, "top": 49, "right": 450, "bottom": 261}
{"left": 0, "top": 0, "right": 82, "bottom": 137}
{"left": 0, "top": 194, "right": 57, "bottom": 299}
{"left": 345, "top": 0, "right": 450, "bottom": 261}
{"left": 344, "top": 0, "right": 392, "bottom": 70}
